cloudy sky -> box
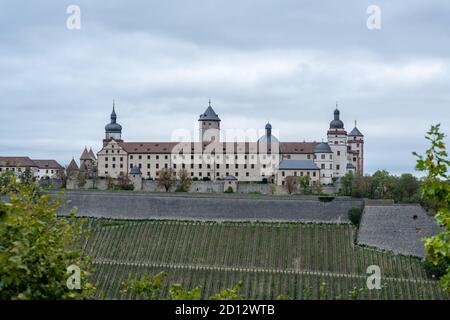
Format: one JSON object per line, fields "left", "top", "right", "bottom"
{"left": 0, "top": 0, "right": 449, "bottom": 174}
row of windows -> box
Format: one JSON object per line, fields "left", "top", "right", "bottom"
{"left": 0, "top": 167, "right": 23, "bottom": 172}
{"left": 128, "top": 163, "right": 260, "bottom": 170}
{"left": 105, "top": 171, "right": 255, "bottom": 178}
{"left": 127, "top": 154, "right": 277, "bottom": 160}
{"left": 0, "top": 167, "right": 58, "bottom": 174}
{"left": 281, "top": 171, "right": 317, "bottom": 177}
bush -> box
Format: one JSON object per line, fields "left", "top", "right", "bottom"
{"left": 424, "top": 259, "right": 450, "bottom": 279}
{"left": 348, "top": 208, "right": 363, "bottom": 227}
{"left": 224, "top": 186, "right": 234, "bottom": 193}
{"left": 318, "top": 196, "right": 335, "bottom": 202}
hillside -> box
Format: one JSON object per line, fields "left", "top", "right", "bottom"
{"left": 83, "top": 219, "right": 449, "bottom": 300}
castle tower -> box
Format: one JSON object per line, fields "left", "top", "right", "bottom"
{"left": 105, "top": 100, "right": 122, "bottom": 140}
{"left": 314, "top": 141, "right": 333, "bottom": 184}
{"left": 198, "top": 100, "right": 221, "bottom": 143}
{"left": 327, "top": 104, "right": 348, "bottom": 178}
{"left": 129, "top": 165, "right": 142, "bottom": 191}
{"left": 80, "top": 146, "right": 97, "bottom": 175}
{"left": 348, "top": 121, "right": 364, "bottom": 175}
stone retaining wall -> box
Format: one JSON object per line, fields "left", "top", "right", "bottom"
{"left": 53, "top": 191, "right": 363, "bottom": 222}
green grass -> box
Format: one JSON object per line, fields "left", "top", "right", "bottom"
{"left": 84, "top": 219, "right": 448, "bottom": 300}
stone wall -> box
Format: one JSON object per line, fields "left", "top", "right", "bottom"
{"left": 66, "top": 177, "right": 338, "bottom": 195}
{"left": 53, "top": 190, "right": 363, "bottom": 223}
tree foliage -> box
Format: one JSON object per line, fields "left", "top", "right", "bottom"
{"left": 19, "top": 167, "right": 34, "bottom": 186}
{"left": 339, "top": 170, "right": 421, "bottom": 203}
{"left": 413, "top": 124, "right": 450, "bottom": 293}
{"left": 177, "top": 169, "right": 192, "bottom": 192}
{"left": 348, "top": 207, "right": 363, "bottom": 227}
{"left": 298, "top": 175, "right": 311, "bottom": 195}
{"left": 0, "top": 171, "right": 95, "bottom": 299}
{"left": 121, "top": 271, "right": 242, "bottom": 300}
{"left": 157, "top": 168, "right": 176, "bottom": 192}
{"left": 210, "top": 281, "right": 244, "bottom": 300}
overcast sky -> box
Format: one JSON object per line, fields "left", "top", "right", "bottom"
{"left": 0, "top": 0, "right": 449, "bottom": 174}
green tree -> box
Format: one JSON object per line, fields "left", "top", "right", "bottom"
{"left": 351, "top": 174, "right": 370, "bottom": 198}
{"left": 298, "top": 175, "right": 311, "bottom": 195}
{"left": 77, "top": 172, "right": 87, "bottom": 189}
{"left": 413, "top": 124, "right": 450, "bottom": 293}
{"left": 371, "top": 170, "right": 394, "bottom": 199}
{"left": 0, "top": 172, "right": 95, "bottom": 299}
{"left": 210, "top": 282, "right": 244, "bottom": 300}
{"left": 19, "top": 167, "right": 34, "bottom": 186}
{"left": 120, "top": 272, "right": 167, "bottom": 300}
{"left": 396, "top": 173, "right": 420, "bottom": 202}
{"left": 0, "top": 171, "right": 19, "bottom": 195}
{"left": 121, "top": 272, "right": 242, "bottom": 300}
{"left": 340, "top": 171, "right": 354, "bottom": 196}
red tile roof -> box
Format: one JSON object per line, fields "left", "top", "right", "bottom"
{"left": 117, "top": 141, "right": 317, "bottom": 154}
{"left": 67, "top": 159, "right": 79, "bottom": 171}
{"left": 0, "top": 156, "right": 37, "bottom": 167}
{"left": 32, "top": 159, "right": 64, "bottom": 169}
{"left": 80, "top": 147, "right": 92, "bottom": 160}
{"left": 279, "top": 142, "right": 317, "bottom": 154}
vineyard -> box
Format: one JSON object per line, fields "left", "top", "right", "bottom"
{"left": 83, "top": 219, "right": 449, "bottom": 300}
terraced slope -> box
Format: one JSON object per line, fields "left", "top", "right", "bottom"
{"left": 84, "top": 219, "right": 448, "bottom": 300}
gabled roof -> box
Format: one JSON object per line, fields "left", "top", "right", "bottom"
{"left": 32, "top": 160, "right": 64, "bottom": 169}
{"left": 348, "top": 127, "right": 364, "bottom": 136}
{"left": 80, "top": 147, "right": 91, "bottom": 160}
{"left": 88, "top": 148, "right": 96, "bottom": 160}
{"left": 67, "top": 159, "right": 79, "bottom": 172}
{"left": 199, "top": 105, "right": 220, "bottom": 121}
{"left": 0, "top": 156, "right": 36, "bottom": 167}
{"left": 278, "top": 160, "right": 319, "bottom": 170}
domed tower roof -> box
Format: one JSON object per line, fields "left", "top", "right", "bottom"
{"left": 258, "top": 122, "right": 279, "bottom": 144}
{"left": 330, "top": 104, "right": 344, "bottom": 129}
{"left": 105, "top": 101, "right": 122, "bottom": 133}
{"left": 199, "top": 100, "right": 220, "bottom": 121}
{"left": 314, "top": 142, "right": 333, "bottom": 153}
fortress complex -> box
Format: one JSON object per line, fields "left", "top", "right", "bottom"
{"left": 88, "top": 101, "right": 364, "bottom": 186}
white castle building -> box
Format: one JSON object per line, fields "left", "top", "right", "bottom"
{"left": 95, "top": 101, "right": 364, "bottom": 186}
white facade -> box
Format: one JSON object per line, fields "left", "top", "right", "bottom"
{"left": 96, "top": 103, "right": 364, "bottom": 185}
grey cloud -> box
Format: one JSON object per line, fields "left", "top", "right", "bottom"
{"left": 0, "top": 1, "right": 449, "bottom": 173}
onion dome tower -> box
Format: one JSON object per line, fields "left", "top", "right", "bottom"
{"left": 105, "top": 100, "right": 122, "bottom": 140}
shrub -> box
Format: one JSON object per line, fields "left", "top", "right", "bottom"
{"left": 348, "top": 207, "right": 363, "bottom": 227}
{"left": 318, "top": 196, "right": 335, "bottom": 202}
{"left": 424, "top": 259, "right": 450, "bottom": 279}
{"left": 224, "top": 186, "right": 234, "bottom": 193}
{"left": 0, "top": 171, "right": 95, "bottom": 299}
